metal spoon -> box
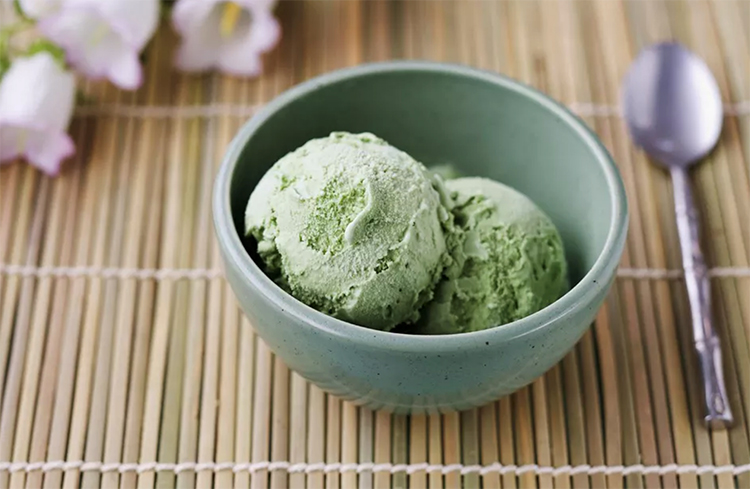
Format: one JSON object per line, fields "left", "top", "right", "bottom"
{"left": 622, "top": 41, "right": 733, "bottom": 429}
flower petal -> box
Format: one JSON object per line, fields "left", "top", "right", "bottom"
{"left": 0, "top": 54, "right": 76, "bottom": 174}
{"left": 18, "top": 0, "right": 62, "bottom": 18}
{"left": 39, "top": 7, "right": 145, "bottom": 89}
{"left": 24, "top": 128, "right": 75, "bottom": 175}
{"left": 172, "top": 0, "right": 281, "bottom": 76}
{"left": 106, "top": 48, "right": 142, "bottom": 90}
{"left": 235, "top": 0, "right": 278, "bottom": 13}
{"left": 39, "top": 8, "right": 110, "bottom": 77}
{"left": 58, "top": 0, "right": 160, "bottom": 49}
{"left": 0, "top": 123, "right": 74, "bottom": 175}
{"left": 0, "top": 53, "right": 76, "bottom": 131}
{"left": 245, "top": 6, "right": 281, "bottom": 53}
{"left": 217, "top": 9, "right": 280, "bottom": 75}
{"left": 92, "top": 0, "right": 159, "bottom": 49}
{"left": 218, "top": 51, "right": 261, "bottom": 77}
{"left": 172, "top": 0, "right": 222, "bottom": 35}
{"left": 174, "top": 4, "right": 225, "bottom": 72}
{"left": 218, "top": 11, "right": 281, "bottom": 76}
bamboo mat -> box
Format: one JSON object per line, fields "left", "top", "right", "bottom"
{"left": 1, "top": 1, "right": 750, "bottom": 488}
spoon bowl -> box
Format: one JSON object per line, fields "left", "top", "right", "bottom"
{"left": 623, "top": 42, "right": 723, "bottom": 168}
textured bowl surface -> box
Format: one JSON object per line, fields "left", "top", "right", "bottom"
{"left": 213, "top": 61, "right": 628, "bottom": 413}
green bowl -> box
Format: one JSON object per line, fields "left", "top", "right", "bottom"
{"left": 213, "top": 61, "right": 628, "bottom": 413}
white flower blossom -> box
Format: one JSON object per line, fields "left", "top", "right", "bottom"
{"left": 172, "top": 0, "right": 280, "bottom": 76}
{"left": 38, "top": 0, "right": 160, "bottom": 89}
{"left": 0, "top": 52, "right": 76, "bottom": 174}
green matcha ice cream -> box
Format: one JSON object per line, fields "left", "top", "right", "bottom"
{"left": 245, "top": 132, "right": 458, "bottom": 331}
{"left": 416, "top": 177, "right": 568, "bottom": 334}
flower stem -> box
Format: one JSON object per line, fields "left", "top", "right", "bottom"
{"left": 13, "top": 0, "right": 33, "bottom": 22}
{"left": 0, "top": 21, "right": 45, "bottom": 77}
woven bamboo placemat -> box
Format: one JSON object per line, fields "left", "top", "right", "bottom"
{"left": 1, "top": 1, "right": 750, "bottom": 488}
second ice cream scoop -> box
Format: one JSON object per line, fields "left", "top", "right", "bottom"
{"left": 416, "top": 177, "right": 568, "bottom": 334}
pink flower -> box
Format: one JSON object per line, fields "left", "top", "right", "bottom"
{"left": 0, "top": 52, "right": 76, "bottom": 175}
{"left": 38, "top": 0, "right": 159, "bottom": 90}
{"left": 172, "top": 0, "right": 280, "bottom": 77}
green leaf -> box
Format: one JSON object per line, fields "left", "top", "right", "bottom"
{"left": 25, "top": 39, "right": 67, "bottom": 68}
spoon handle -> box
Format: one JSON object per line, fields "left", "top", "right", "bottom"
{"left": 670, "top": 166, "right": 733, "bottom": 429}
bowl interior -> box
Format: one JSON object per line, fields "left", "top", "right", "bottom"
{"left": 230, "top": 64, "right": 616, "bottom": 289}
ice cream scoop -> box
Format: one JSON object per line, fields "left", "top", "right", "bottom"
{"left": 245, "top": 132, "right": 458, "bottom": 331}
{"left": 416, "top": 177, "right": 568, "bottom": 334}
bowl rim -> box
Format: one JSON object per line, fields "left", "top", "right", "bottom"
{"left": 213, "top": 60, "right": 629, "bottom": 352}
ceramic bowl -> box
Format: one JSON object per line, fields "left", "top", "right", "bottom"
{"left": 213, "top": 61, "right": 628, "bottom": 413}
